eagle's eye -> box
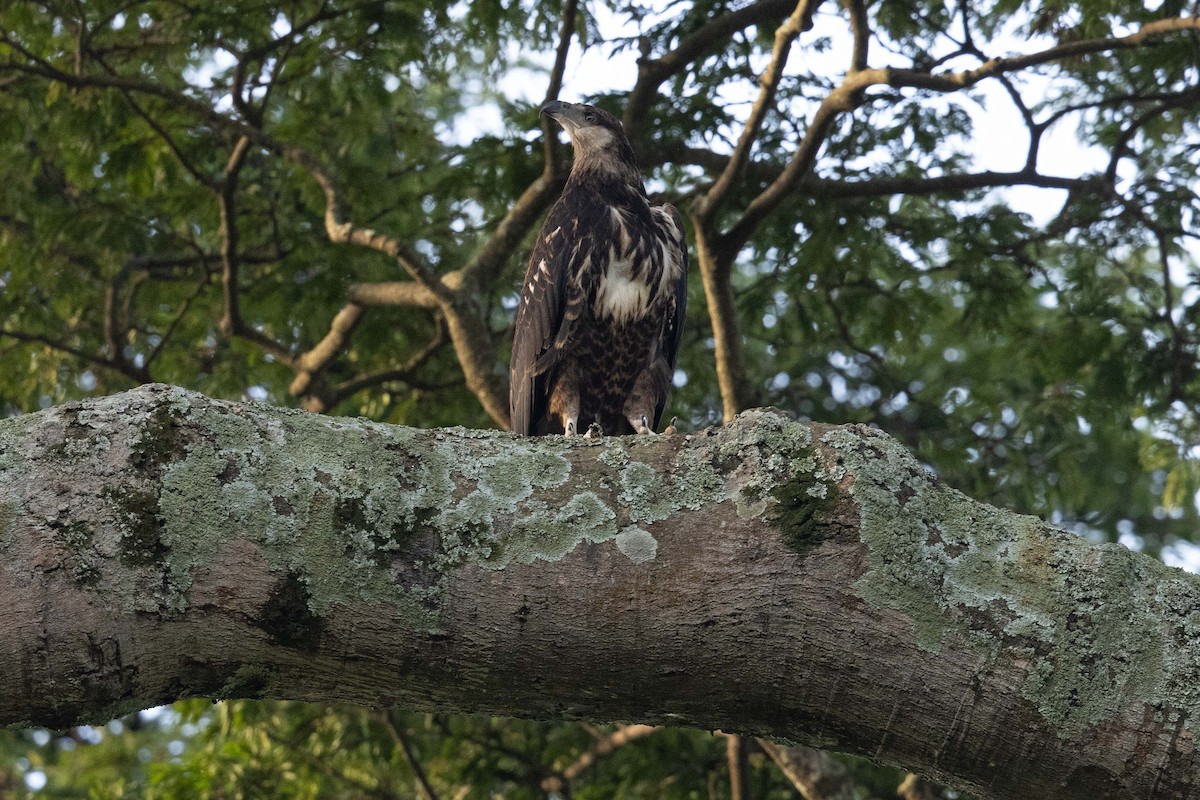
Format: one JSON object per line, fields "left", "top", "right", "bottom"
{"left": 584, "top": 112, "right": 597, "bottom": 123}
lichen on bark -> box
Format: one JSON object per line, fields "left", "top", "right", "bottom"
{"left": 825, "top": 424, "right": 1200, "bottom": 738}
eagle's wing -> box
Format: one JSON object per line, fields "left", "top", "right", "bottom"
{"left": 653, "top": 203, "right": 689, "bottom": 431}
{"left": 509, "top": 211, "right": 586, "bottom": 435}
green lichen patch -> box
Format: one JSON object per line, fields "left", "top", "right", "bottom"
{"left": 99, "top": 393, "right": 850, "bottom": 642}
{"left": 615, "top": 526, "right": 657, "bottom": 564}
{"left": 823, "top": 424, "right": 1200, "bottom": 737}
{"left": 487, "top": 492, "right": 619, "bottom": 568}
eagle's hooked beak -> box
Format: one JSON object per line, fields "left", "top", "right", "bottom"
{"left": 540, "top": 100, "right": 569, "bottom": 121}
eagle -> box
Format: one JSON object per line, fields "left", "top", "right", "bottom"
{"left": 509, "top": 100, "right": 688, "bottom": 437}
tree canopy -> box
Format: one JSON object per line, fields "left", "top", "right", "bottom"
{"left": 1, "top": 0, "right": 1198, "bottom": 796}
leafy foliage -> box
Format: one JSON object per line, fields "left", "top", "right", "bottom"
{"left": 1, "top": 0, "right": 1197, "bottom": 795}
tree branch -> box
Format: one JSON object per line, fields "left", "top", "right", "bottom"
{"left": 0, "top": 328, "right": 148, "bottom": 383}
{"left": 541, "top": 725, "right": 658, "bottom": 794}
{"left": 3, "top": 35, "right": 510, "bottom": 423}
{"left": 725, "top": 733, "right": 749, "bottom": 800}
{"left": 314, "top": 316, "right": 451, "bottom": 412}
{"left": 381, "top": 710, "right": 440, "bottom": 800}
{"left": 3, "top": 385, "right": 1199, "bottom": 800}
{"left": 143, "top": 275, "right": 210, "bottom": 370}
{"left": 622, "top": 0, "right": 827, "bottom": 137}
{"left": 844, "top": 0, "right": 870, "bottom": 73}
{"left": 756, "top": 739, "right": 856, "bottom": 800}
{"left": 541, "top": 0, "right": 579, "bottom": 171}
{"left": 102, "top": 263, "right": 142, "bottom": 380}
{"left": 289, "top": 303, "right": 366, "bottom": 399}
{"left": 216, "top": 136, "right": 294, "bottom": 364}
{"left": 693, "top": 0, "right": 818, "bottom": 224}
{"left": 689, "top": 1, "right": 822, "bottom": 423}
{"left": 717, "top": 14, "right": 1200, "bottom": 258}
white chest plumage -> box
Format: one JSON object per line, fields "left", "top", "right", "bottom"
{"left": 595, "top": 255, "right": 651, "bottom": 323}
{"left": 593, "top": 206, "right": 682, "bottom": 324}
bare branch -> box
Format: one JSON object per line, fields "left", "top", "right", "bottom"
{"left": 0, "top": 328, "right": 148, "bottom": 383}
{"left": 719, "top": 94, "right": 840, "bottom": 260}
{"left": 623, "top": 0, "right": 828, "bottom": 137}
{"left": 278, "top": 145, "right": 450, "bottom": 300}
{"left": 103, "top": 265, "right": 134, "bottom": 377}
{"left": 216, "top": 136, "right": 294, "bottom": 364}
{"left": 442, "top": 300, "right": 510, "bottom": 429}
{"left": 693, "top": 0, "right": 819, "bottom": 224}
{"left": 317, "top": 317, "right": 451, "bottom": 411}
{"left": 347, "top": 281, "right": 444, "bottom": 310}
{"left": 381, "top": 711, "right": 440, "bottom": 800}
{"left": 541, "top": 0, "right": 579, "bottom": 170}
{"left": 541, "top": 725, "right": 658, "bottom": 794}
{"left": 459, "top": 172, "right": 567, "bottom": 289}
{"left": 757, "top": 739, "right": 856, "bottom": 800}
{"left": 289, "top": 303, "right": 365, "bottom": 398}
{"left": 692, "top": 224, "right": 755, "bottom": 423}
{"left": 717, "top": 15, "right": 1200, "bottom": 258}
{"left": 648, "top": 143, "right": 1104, "bottom": 197}
{"left": 725, "top": 733, "right": 749, "bottom": 800}
{"left": 845, "top": 0, "right": 870, "bottom": 72}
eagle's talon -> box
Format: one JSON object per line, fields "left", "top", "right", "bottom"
{"left": 565, "top": 419, "right": 576, "bottom": 436}
{"left": 634, "top": 415, "right": 657, "bottom": 435}
{"left": 584, "top": 422, "right": 604, "bottom": 439}
{"left": 664, "top": 416, "right": 679, "bottom": 435}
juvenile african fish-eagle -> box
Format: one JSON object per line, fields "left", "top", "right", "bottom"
{"left": 509, "top": 101, "right": 688, "bottom": 436}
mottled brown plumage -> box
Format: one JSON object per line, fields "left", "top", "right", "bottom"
{"left": 510, "top": 101, "right": 687, "bottom": 436}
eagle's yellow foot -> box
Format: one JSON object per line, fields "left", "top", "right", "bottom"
{"left": 584, "top": 422, "right": 604, "bottom": 439}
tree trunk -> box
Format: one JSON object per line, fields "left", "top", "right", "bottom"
{"left": 0, "top": 385, "right": 1196, "bottom": 799}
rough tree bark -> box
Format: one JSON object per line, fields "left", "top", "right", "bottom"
{"left": 0, "top": 385, "right": 1196, "bottom": 799}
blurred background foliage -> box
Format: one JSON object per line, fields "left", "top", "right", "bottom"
{"left": 0, "top": 0, "right": 1197, "bottom": 796}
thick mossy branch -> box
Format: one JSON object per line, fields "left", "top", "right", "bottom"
{"left": 0, "top": 385, "right": 1196, "bottom": 800}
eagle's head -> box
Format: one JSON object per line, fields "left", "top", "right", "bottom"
{"left": 541, "top": 101, "right": 640, "bottom": 184}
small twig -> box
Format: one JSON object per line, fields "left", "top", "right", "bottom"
{"left": 215, "top": 136, "right": 294, "bottom": 364}
{"left": 380, "top": 710, "right": 440, "bottom": 800}
{"left": 0, "top": 328, "right": 149, "bottom": 383}
{"left": 725, "top": 733, "right": 749, "bottom": 800}
{"left": 145, "top": 275, "right": 210, "bottom": 369}
{"left": 756, "top": 739, "right": 858, "bottom": 800}
{"left": 541, "top": 0, "right": 579, "bottom": 169}
{"left": 320, "top": 317, "right": 452, "bottom": 409}
{"left": 540, "top": 725, "right": 658, "bottom": 794}
{"left": 693, "top": 0, "right": 819, "bottom": 225}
